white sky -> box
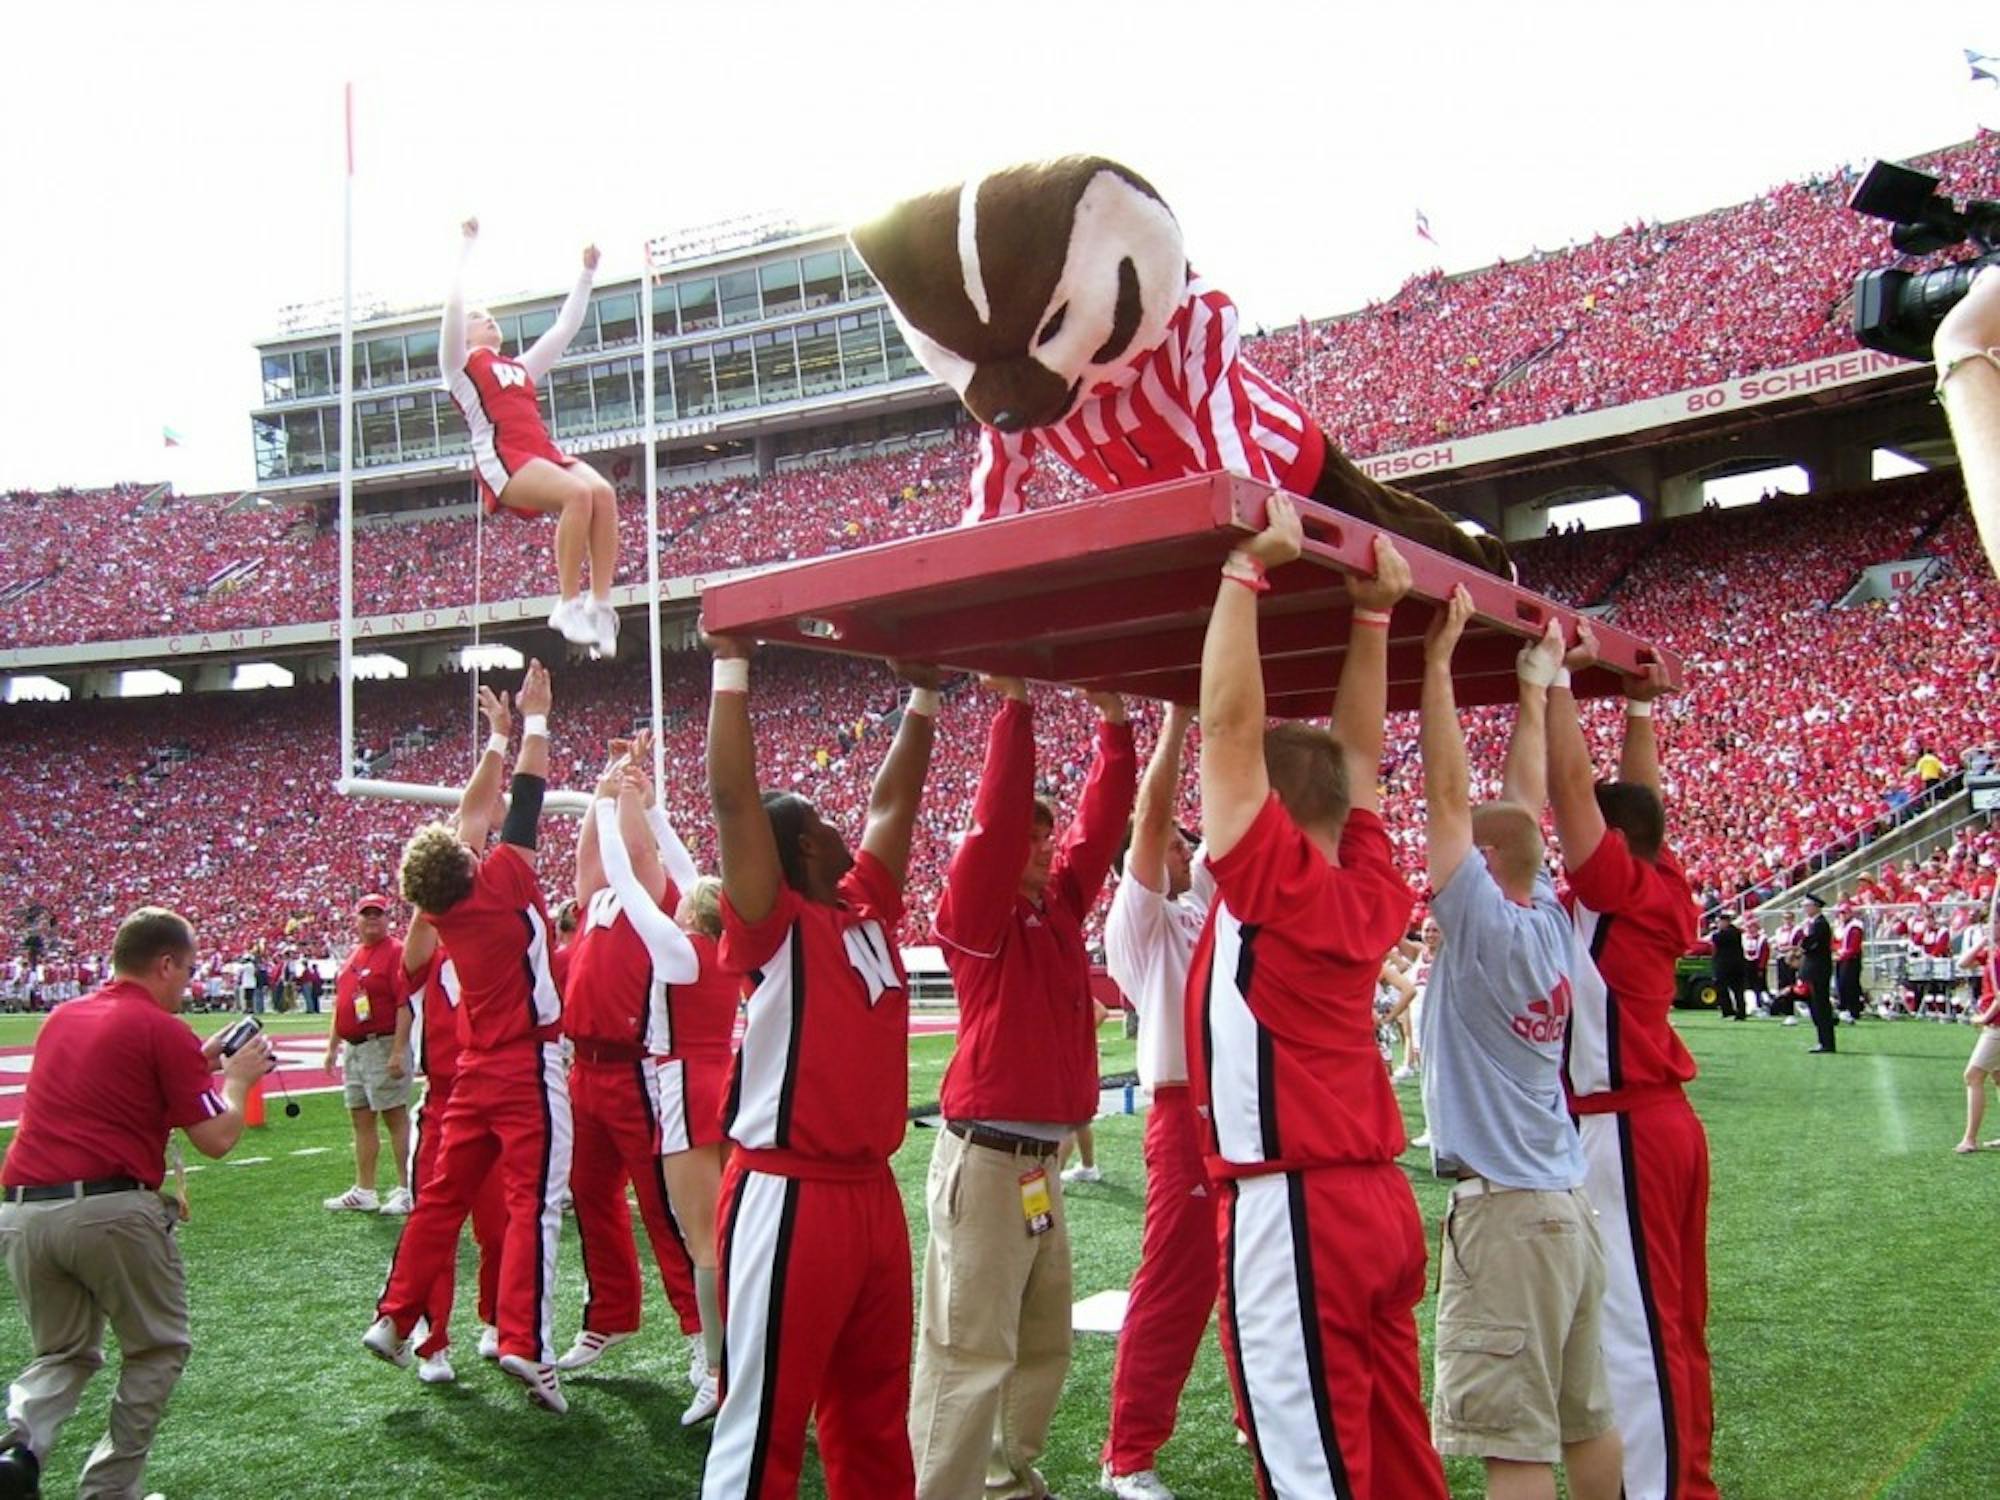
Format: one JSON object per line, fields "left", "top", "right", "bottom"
{"left": 1, "top": 0, "right": 1993, "bottom": 496}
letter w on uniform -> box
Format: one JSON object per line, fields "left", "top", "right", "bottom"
{"left": 841, "top": 921, "right": 900, "bottom": 1005}
{"left": 492, "top": 364, "right": 528, "bottom": 389}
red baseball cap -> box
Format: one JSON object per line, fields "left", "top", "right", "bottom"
{"left": 355, "top": 894, "right": 391, "bottom": 914}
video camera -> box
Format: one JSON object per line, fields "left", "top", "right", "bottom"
{"left": 1848, "top": 160, "right": 2000, "bottom": 362}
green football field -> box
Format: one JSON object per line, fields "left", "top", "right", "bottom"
{"left": 0, "top": 1011, "right": 1995, "bottom": 1498}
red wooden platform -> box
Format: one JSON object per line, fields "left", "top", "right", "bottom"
{"left": 700, "top": 476, "right": 1680, "bottom": 715}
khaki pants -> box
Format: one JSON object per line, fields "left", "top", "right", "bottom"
{"left": 0, "top": 1190, "right": 191, "bottom": 1500}
{"left": 910, "top": 1127, "right": 1072, "bottom": 1500}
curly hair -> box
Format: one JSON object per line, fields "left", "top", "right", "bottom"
{"left": 399, "top": 822, "right": 478, "bottom": 916}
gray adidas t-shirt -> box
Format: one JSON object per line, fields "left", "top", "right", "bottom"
{"left": 1419, "top": 856, "right": 1585, "bottom": 1191}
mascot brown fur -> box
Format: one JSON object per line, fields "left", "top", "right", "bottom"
{"left": 850, "top": 155, "right": 1510, "bottom": 576}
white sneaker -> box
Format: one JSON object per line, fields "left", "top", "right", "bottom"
{"left": 498, "top": 1354, "right": 568, "bottom": 1414}
{"left": 378, "top": 1187, "right": 413, "bottom": 1217}
{"left": 1391, "top": 1065, "right": 1415, "bottom": 1081}
{"left": 325, "top": 1186, "right": 380, "bottom": 1213}
{"left": 588, "top": 598, "right": 619, "bottom": 659}
{"left": 1782, "top": 1016, "right": 1799, "bottom": 1027}
{"left": 547, "top": 596, "right": 597, "bottom": 645}
{"left": 687, "top": 1334, "right": 710, "bottom": 1389}
{"left": 362, "top": 1315, "right": 412, "bottom": 1369}
{"left": 1410, "top": 1132, "right": 1431, "bottom": 1150}
{"left": 681, "top": 1371, "right": 719, "bottom": 1426}
{"left": 418, "top": 1349, "right": 456, "bottom": 1384}
{"left": 1061, "top": 1164, "right": 1102, "bottom": 1185}
{"left": 556, "top": 1328, "right": 634, "bottom": 1371}
{"left": 1102, "top": 1466, "right": 1177, "bottom": 1500}
{"left": 477, "top": 1324, "right": 501, "bottom": 1360}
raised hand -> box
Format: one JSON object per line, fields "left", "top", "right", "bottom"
{"left": 477, "top": 684, "right": 512, "bottom": 738}
{"left": 1425, "top": 585, "right": 1474, "bottom": 666}
{"left": 1083, "top": 689, "right": 1128, "bottom": 724}
{"left": 1348, "top": 535, "right": 1412, "bottom": 613}
{"left": 978, "top": 674, "right": 1028, "bottom": 702}
{"left": 1626, "top": 660, "right": 1675, "bottom": 703}
{"left": 582, "top": 244, "right": 601, "bottom": 273}
{"left": 706, "top": 633, "right": 751, "bottom": 662}
{"left": 517, "top": 659, "right": 552, "bottom": 717}
{"left": 890, "top": 659, "right": 943, "bottom": 691}
{"left": 461, "top": 217, "right": 480, "bottom": 240}
{"left": 1564, "top": 620, "right": 1601, "bottom": 673}
{"left": 1241, "top": 495, "right": 1303, "bottom": 568}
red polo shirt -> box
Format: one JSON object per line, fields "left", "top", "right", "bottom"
{"left": 3, "top": 981, "right": 225, "bottom": 1191}
{"left": 335, "top": 937, "right": 404, "bottom": 1044}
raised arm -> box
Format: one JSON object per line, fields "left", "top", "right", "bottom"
{"left": 1503, "top": 619, "right": 1563, "bottom": 813}
{"left": 457, "top": 681, "right": 512, "bottom": 852}
{"left": 858, "top": 662, "right": 941, "bottom": 888}
{"left": 706, "top": 637, "right": 783, "bottom": 927}
{"left": 935, "top": 680, "right": 1035, "bottom": 955}
{"left": 498, "top": 660, "right": 552, "bottom": 855}
{"left": 1617, "top": 662, "right": 1670, "bottom": 798}
{"left": 402, "top": 912, "right": 438, "bottom": 976}
{"left": 1419, "top": 586, "right": 1475, "bottom": 891}
{"left": 1935, "top": 265, "right": 2000, "bottom": 579}
{"left": 1200, "top": 498, "right": 1302, "bottom": 859}
{"left": 1549, "top": 623, "right": 1608, "bottom": 872}
{"left": 1333, "top": 534, "right": 1413, "bottom": 817}
{"left": 441, "top": 219, "right": 476, "bottom": 378}
{"left": 595, "top": 770, "right": 698, "bottom": 984}
{"left": 1127, "top": 702, "right": 1195, "bottom": 894}
{"left": 1049, "top": 692, "right": 1138, "bottom": 919}
{"left": 521, "top": 244, "right": 600, "bottom": 382}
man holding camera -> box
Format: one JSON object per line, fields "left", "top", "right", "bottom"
{"left": 0, "top": 906, "right": 274, "bottom": 1499}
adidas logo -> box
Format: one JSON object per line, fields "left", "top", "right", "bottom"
{"left": 1511, "top": 979, "right": 1573, "bottom": 1045}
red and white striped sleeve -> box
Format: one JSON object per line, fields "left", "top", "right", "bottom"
{"left": 963, "top": 424, "right": 1037, "bottom": 525}
{"left": 1182, "top": 283, "right": 1279, "bottom": 486}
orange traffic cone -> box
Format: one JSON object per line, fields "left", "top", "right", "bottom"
{"left": 246, "top": 1076, "right": 267, "bottom": 1127}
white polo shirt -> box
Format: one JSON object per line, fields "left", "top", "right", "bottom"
{"left": 1104, "top": 847, "right": 1214, "bottom": 1090}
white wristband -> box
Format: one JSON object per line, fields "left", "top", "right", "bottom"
{"left": 522, "top": 714, "right": 549, "bottom": 740}
{"left": 485, "top": 732, "right": 508, "bottom": 759}
{"left": 906, "top": 686, "right": 940, "bottom": 717}
{"left": 1554, "top": 668, "right": 1572, "bottom": 690}
{"left": 712, "top": 658, "right": 750, "bottom": 694}
{"left": 1625, "top": 699, "right": 1653, "bottom": 718}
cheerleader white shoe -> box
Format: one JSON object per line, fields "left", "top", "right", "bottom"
{"left": 548, "top": 596, "right": 597, "bottom": 645}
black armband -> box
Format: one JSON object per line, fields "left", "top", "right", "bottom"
{"left": 501, "top": 773, "right": 546, "bottom": 850}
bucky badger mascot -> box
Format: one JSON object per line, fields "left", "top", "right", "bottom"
{"left": 850, "top": 155, "right": 1509, "bottom": 576}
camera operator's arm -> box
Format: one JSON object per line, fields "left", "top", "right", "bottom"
{"left": 1936, "top": 265, "right": 2000, "bottom": 580}
{"left": 185, "top": 1035, "right": 276, "bottom": 1159}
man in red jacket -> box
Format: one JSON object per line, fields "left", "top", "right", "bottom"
{"left": 910, "top": 678, "right": 1136, "bottom": 1500}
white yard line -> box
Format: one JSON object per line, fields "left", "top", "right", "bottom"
{"left": 226, "top": 1156, "right": 272, "bottom": 1167}
{"left": 1871, "top": 1053, "right": 1910, "bottom": 1156}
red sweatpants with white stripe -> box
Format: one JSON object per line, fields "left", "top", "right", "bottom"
{"left": 1576, "top": 1093, "right": 1717, "bottom": 1500}
{"left": 1103, "top": 1086, "right": 1218, "bottom": 1477}
{"left": 569, "top": 1056, "right": 700, "bottom": 1336}
{"left": 378, "top": 1042, "right": 573, "bottom": 1364}
{"left": 699, "top": 1152, "right": 913, "bottom": 1500}
{"left": 1216, "top": 1164, "right": 1446, "bottom": 1500}
{"left": 408, "top": 1071, "right": 506, "bottom": 1358}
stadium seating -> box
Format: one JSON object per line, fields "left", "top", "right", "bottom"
{"left": 3, "top": 468, "right": 1992, "bottom": 979}
{"left": 5, "top": 137, "right": 1995, "bottom": 650}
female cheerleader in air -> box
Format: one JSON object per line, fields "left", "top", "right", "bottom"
{"left": 443, "top": 218, "right": 621, "bottom": 656}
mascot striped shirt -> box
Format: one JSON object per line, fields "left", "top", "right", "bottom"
{"left": 965, "top": 278, "right": 1326, "bottom": 524}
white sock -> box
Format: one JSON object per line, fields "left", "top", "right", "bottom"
{"left": 591, "top": 589, "right": 610, "bottom": 605}
{"left": 695, "top": 1265, "right": 722, "bottom": 1371}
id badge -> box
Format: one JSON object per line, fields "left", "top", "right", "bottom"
{"left": 1019, "top": 1168, "right": 1054, "bottom": 1238}
{"left": 354, "top": 993, "right": 372, "bottom": 1024}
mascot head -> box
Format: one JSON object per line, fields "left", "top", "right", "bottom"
{"left": 850, "top": 156, "right": 1188, "bottom": 433}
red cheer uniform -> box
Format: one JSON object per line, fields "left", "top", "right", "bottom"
{"left": 378, "top": 843, "right": 571, "bottom": 1365}
{"left": 1564, "top": 830, "right": 1713, "bottom": 1500}
{"left": 699, "top": 852, "right": 914, "bottom": 1500}
{"left": 403, "top": 948, "right": 504, "bottom": 1358}
{"left": 1187, "top": 794, "right": 1444, "bottom": 1500}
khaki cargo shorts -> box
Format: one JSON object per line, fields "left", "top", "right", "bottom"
{"left": 342, "top": 1034, "right": 412, "bottom": 1112}
{"left": 1432, "top": 1181, "right": 1617, "bottom": 1463}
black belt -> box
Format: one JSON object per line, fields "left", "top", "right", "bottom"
{"left": 5, "top": 1176, "right": 145, "bottom": 1204}
{"left": 945, "top": 1121, "right": 1062, "bottom": 1158}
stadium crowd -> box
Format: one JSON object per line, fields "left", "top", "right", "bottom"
{"left": 6, "top": 137, "right": 1996, "bottom": 651}
{"left": 5, "top": 469, "right": 1994, "bottom": 985}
